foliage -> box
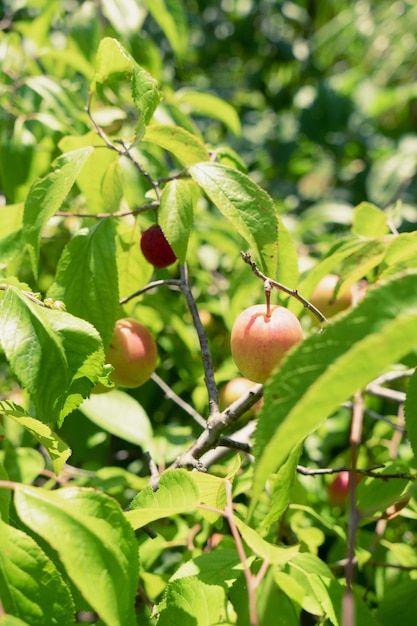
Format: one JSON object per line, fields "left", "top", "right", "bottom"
{"left": 1, "top": 1, "right": 417, "bottom": 625}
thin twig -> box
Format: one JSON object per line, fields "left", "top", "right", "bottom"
{"left": 240, "top": 252, "right": 327, "bottom": 324}
{"left": 56, "top": 201, "right": 159, "bottom": 220}
{"left": 120, "top": 279, "right": 181, "bottom": 305}
{"left": 151, "top": 372, "right": 206, "bottom": 428}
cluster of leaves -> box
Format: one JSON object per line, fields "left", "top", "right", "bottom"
{"left": 1, "top": 1, "right": 417, "bottom": 625}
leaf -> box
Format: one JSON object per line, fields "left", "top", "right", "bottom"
{"left": 275, "top": 214, "right": 299, "bottom": 292}
{"left": 0, "top": 287, "right": 105, "bottom": 426}
{"left": 405, "top": 368, "right": 417, "bottom": 460}
{"left": 356, "top": 462, "right": 411, "bottom": 516}
{"left": 171, "top": 549, "right": 244, "bottom": 588}
{"left": 0, "top": 519, "right": 75, "bottom": 626}
{"left": 261, "top": 445, "right": 302, "bottom": 530}
{"left": 14, "top": 485, "right": 139, "bottom": 626}
{"left": 157, "top": 577, "right": 227, "bottom": 626}
{"left": 58, "top": 133, "right": 118, "bottom": 214}
{"left": 190, "top": 471, "right": 227, "bottom": 524}
{"left": 0, "top": 401, "right": 71, "bottom": 476}
{"left": 176, "top": 89, "right": 241, "bottom": 135}
{"left": 114, "top": 219, "right": 153, "bottom": 306}
{"left": 283, "top": 553, "right": 336, "bottom": 621}
{"left": 251, "top": 271, "right": 417, "bottom": 515}
{"left": 47, "top": 221, "right": 119, "bottom": 347}
{"left": 126, "top": 469, "right": 200, "bottom": 529}
{"left": 0, "top": 462, "right": 10, "bottom": 522}
{"left": 81, "top": 389, "right": 153, "bottom": 448}
{"left": 352, "top": 202, "right": 389, "bottom": 237}
{"left": 100, "top": 0, "right": 146, "bottom": 35}
{"left": 92, "top": 38, "right": 161, "bottom": 133}
{"left": 159, "top": 179, "right": 193, "bottom": 263}
{"left": 377, "top": 579, "right": 417, "bottom": 626}
{"left": 233, "top": 517, "right": 299, "bottom": 565}
{"left": 23, "top": 147, "right": 93, "bottom": 277}
{"left": 142, "top": 124, "right": 210, "bottom": 165}
{"left": 189, "top": 162, "right": 278, "bottom": 276}
{"left": 143, "top": 0, "right": 188, "bottom": 61}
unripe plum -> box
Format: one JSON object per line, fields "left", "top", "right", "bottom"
{"left": 140, "top": 224, "right": 177, "bottom": 268}
{"left": 230, "top": 305, "right": 303, "bottom": 383}
{"left": 219, "top": 376, "right": 263, "bottom": 418}
{"left": 105, "top": 318, "right": 158, "bottom": 388}
{"left": 310, "top": 274, "right": 352, "bottom": 319}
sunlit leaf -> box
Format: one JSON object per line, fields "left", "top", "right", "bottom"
{"left": 14, "top": 485, "right": 139, "bottom": 626}
{"left": 159, "top": 179, "right": 194, "bottom": 263}
{"left": 126, "top": 469, "right": 200, "bottom": 529}
{"left": 189, "top": 162, "right": 278, "bottom": 276}
{"left": 0, "top": 519, "right": 75, "bottom": 626}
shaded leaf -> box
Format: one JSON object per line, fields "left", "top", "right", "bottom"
{"left": 142, "top": 124, "right": 210, "bottom": 165}
{"left": 47, "top": 221, "right": 119, "bottom": 347}
{"left": 157, "top": 577, "right": 226, "bottom": 626}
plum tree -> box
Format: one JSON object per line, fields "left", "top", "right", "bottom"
{"left": 230, "top": 305, "right": 303, "bottom": 383}
{"left": 310, "top": 274, "right": 352, "bottom": 319}
{"left": 140, "top": 224, "right": 177, "bottom": 268}
{"left": 105, "top": 318, "right": 158, "bottom": 388}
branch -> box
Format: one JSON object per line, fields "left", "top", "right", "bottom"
{"left": 151, "top": 372, "right": 207, "bottom": 429}
{"left": 56, "top": 201, "right": 159, "bottom": 220}
{"left": 240, "top": 252, "right": 326, "bottom": 324}
{"left": 179, "top": 264, "right": 219, "bottom": 417}
{"left": 170, "top": 384, "right": 263, "bottom": 469}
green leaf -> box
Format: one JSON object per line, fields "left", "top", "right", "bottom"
{"left": 92, "top": 38, "right": 161, "bottom": 133}
{"left": 100, "top": 0, "right": 146, "bottom": 35}
{"left": 143, "top": 0, "right": 188, "bottom": 61}
{"left": 233, "top": 517, "right": 299, "bottom": 565}
{"left": 23, "top": 147, "right": 93, "bottom": 278}
{"left": 275, "top": 214, "right": 299, "bottom": 292}
{"left": 47, "top": 221, "right": 119, "bottom": 347}
{"left": 356, "top": 462, "right": 411, "bottom": 516}
{"left": 0, "top": 287, "right": 105, "bottom": 426}
{"left": 171, "top": 549, "right": 243, "bottom": 588}
{"left": 405, "top": 368, "right": 417, "bottom": 461}
{"left": 0, "top": 615, "right": 31, "bottom": 625}
{"left": 114, "top": 219, "right": 153, "bottom": 306}
{"left": 251, "top": 271, "right": 417, "bottom": 515}
{"left": 81, "top": 389, "right": 153, "bottom": 448}
{"left": 377, "top": 579, "right": 417, "bottom": 626}
{"left": 261, "top": 445, "right": 301, "bottom": 530}
{"left": 283, "top": 553, "right": 336, "bottom": 620}
{"left": 157, "top": 577, "right": 227, "bottom": 626}
{"left": 352, "top": 202, "right": 389, "bottom": 237}
{"left": 189, "top": 162, "right": 278, "bottom": 276}
{"left": 0, "top": 462, "right": 10, "bottom": 522}
{"left": 126, "top": 469, "right": 200, "bottom": 529}
{"left": 142, "top": 124, "right": 210, "bottom": 165}
{"left": 159, "top": 179, "right": 193, "bottom": 263}
{"left": 190, "top": 472, "right": 227, "bottom": 523}
{"left": 0, "top": 519, "right": 75, "bottom": 626}
{"left": 14, "top": 485, "right": 139, "bottom": 626}
{"left": 59, "top": 133, "right": 118, "bottom": 214}
{"left": 0, "top": 401, "right": 71, "bottom": 476}
{"left": 176, "top": 89, "right": 241, "bottom": 135}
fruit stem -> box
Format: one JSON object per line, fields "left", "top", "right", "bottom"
{"left": 264, "top": 280, "right": 272, "bottom": 318}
